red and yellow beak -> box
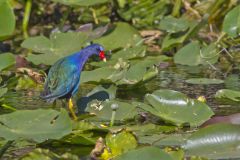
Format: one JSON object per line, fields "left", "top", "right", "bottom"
{"left": 99, "top": 51, "right": 107, "bottom": 62}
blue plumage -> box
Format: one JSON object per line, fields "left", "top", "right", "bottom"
{"left": 40, "top": 44, "right": 105, "bottom": 103}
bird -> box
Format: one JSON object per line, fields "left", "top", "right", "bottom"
{"left": 40, "top": 44, "right": 106, "bottom": 120}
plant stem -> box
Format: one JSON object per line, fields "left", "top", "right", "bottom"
{"left": 110, "top": 110, "right": 116, "bottom": 127}
{"left": 172, "top": 0, "right": 181, "bottom": 17}
{"left": 23, "top": 0, "right": 32, "bottom": 39}
{"left": 0, "top": 140, "right": 14, "bottom": 158}
{"left": 90, "top": 7, "right": 99, "bottom": 24}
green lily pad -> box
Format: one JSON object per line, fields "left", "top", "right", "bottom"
{"left": 94, "top": 22, "right": 142, "bottom": 50}
{"left": 0, "top": 0, "right": 15, "bottom": 37}
{"left": 117, "top": 56, "right": 170, "bottom": 85}
{"left": 185, "top": 78, "right": 224, "bottom": 85}
{"left": 87, "top": 85, "right": 117, "bottom": 100}
{"left": 162, "top": 14, "right": 208, "bottom": 51}
{"left": 80, "top": 67, "right": 123, "bottom": 84}
{"left": 115, "top": 146, "right": 174, "bottom": 160}
{"left": 22, "top": 32, "right": 89, "bottom": 65}
{"left": 159, "top": 16, "right": 189, "bottom": 33}
{"left": 105, "top": 130, "right": 137, "bottom": 158}
{"left": 85, "top": 99, "right": 138, "bottom": 121}
{"left": 215, "top": 89, "right": 240, "bottom": 102}
{"left": 139, "top": 89, "right": 214, "bottom": 127}
{"left": 222, "top": 5, "right": 240, "bottom": 37}
{"left": 174, "top": 42, "right": 219, "bottom": 66}
{"left": 0, "top": 109, "right": 72, "bottom": 143}
{"left": 0, "top": 53, "right": 15, "bottom": 71}
{"left": 161, "top": 20, "right": 198, "bottom": 51}
{"left": 52, "top": 0, "right": 109, "bottom": 6}
{"left": 183, "top": 124, "right": 240, "bottom": 159}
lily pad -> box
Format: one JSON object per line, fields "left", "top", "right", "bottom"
{"left": 222, "top": 5, "right": 240, "bottom": 37}
{"left": 0, "top": 109, "right": 72, "bottom": 143}
{"left": 215, "top": 89, "right": 240, "bottom": 102}
{"left": 159, "top": 16, "right": 189, "bottom": 33}
{"left": 185, "top": 78, "right": 224, "bottom": 85}
{"left": 0, "top": 0, "right": 15, "bottom": 37}
{"left": 77, "top": 85, "right": 117, "bottom": 112}
{"left": 105, "top": 130, "right": 137, "bottom": 158}
{"left": 85, "top": 99, "right": 138, "bottom": 121}
{"left": 183, "top": 124, "right": 240, "bottom": 159}
{"left": 139, "top": 89, "right": 214, "bottom": 127}
{"left": 174, "top": 42, "right": 219, "bottom": 66}
{"left": 115, "top": 146, "right": 174, "bottom": 160}
{"left": 80, "top": 67, "right": 123, "bottom": 84}
{"left": 0, "top": 53, "right": 15, "bottom": 71}
{"left": 94, "top": 22, "right": 142, "bottom": 50}
{"left": 117, "top": 56, "right": 170, "bottom": 85}
{"left": 22, "top": 32, "right": 89, "bottom": 65}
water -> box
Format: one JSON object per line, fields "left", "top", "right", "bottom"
{"left": 2, "top": 64, "right": 240, "bottom": 158}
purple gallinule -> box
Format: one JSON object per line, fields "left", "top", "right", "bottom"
{"left": 40, "top": 44, "right": 106, "bottom": 120}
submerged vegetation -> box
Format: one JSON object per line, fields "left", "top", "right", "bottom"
{"left": 1, "top": 0, "right": 240, "bottom": 159}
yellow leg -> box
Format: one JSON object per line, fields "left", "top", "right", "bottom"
{"left": 68, "top": 98, "right": 78, "bottom": 121}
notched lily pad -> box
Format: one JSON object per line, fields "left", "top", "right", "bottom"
{"left": 94, "top": 22, "right": 142, "bottom": 50}
{"left": 0, "top": 109, "right": 72, "bottom": 143}
{"left": 139, "top": 89, "right": 214, "bottom": 127}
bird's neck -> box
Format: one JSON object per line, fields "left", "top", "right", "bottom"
{"left": 75, "top": 50, "right": 95, "bottom": 70}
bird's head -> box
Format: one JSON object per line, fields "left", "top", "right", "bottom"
{"left": 87, "top": 44, "right": 106, "bottom": 62}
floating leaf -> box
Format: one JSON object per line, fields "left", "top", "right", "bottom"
{"left": 104, "top": 130, "right": 137, "bottom": 158}
{"left": 174, "top": 42, "right": 219, "bottom": 66}
{"left": 162, "top": 14, "right": 208, "bottom": 51}
{"left": 85, "top": 99, "right": 137, "bottom": 121}
{"left": 77, "top": 85, "right": 117, "bottom": 112}
{"left": 94, "top": 22, "right": 142, "bottom": 50}
{"left": 185, "top": 78, "right": 224, "bottom": 85}
{"left": 215, "top": 89, "right": 240, "bottom": 102}
{"left": 0, "top": 52, "right": 15, "bottom": 71}
{"left": 52, "top": 0, "right": 109, "bottom": 6}
{"left": 139, "top": 90, "right": 214, "bottom": 127}
{"left": 162, "top": 20, "right": 198, "bottom": 50}
{"left": 117, "top": 56, "right": 170, "bottom": 85}
{"left": 22, "top": 32, "right": 89, "bottom": 65}
{"left": 222, "top": 5, "right": 240, "bottom": 37}
{"left": 115, "top": 146, "right": 174, "bottom": 160}
{"left": 80, "top": 67, "right": 123, "bottom": 84}
{"left": 0, "top": 109, "right": 72, "bottom": 143}
{"left": 183, "top": 124, "right": 240, "bottom": 159}
{"left": 87, "top": 85, "right": 117, "bottom": 100}
{"left": 0, "top": 0, "right": 15, "bottom": 37}
{"left": 159, "top": 16, "right": 189, "bottom": 33}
